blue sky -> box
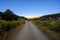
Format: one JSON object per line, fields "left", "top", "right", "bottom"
{"left": 0, "top": 0, "right": 60, "bottom": 18}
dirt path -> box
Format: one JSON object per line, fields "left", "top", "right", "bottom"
{"left": 13, "top": 21, "right": 49, "bottom": 40}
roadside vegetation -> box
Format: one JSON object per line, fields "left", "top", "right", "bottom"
{"left": 0, "top": 20, "right": 25, "bottom": 40}
{"left": 0, "top": 9, "right": 26, "bottom": 40}
{"left": 33, "top": 20, "right": 60, "bottom": 40}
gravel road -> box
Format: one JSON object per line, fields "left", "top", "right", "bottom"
{"left": 13, "top": 21, "right": 49, "bottom": 40}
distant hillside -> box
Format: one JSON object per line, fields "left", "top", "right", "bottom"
{"left": 32, "top": 13, "right": 60, "bottom": 20}
{"left": 40, "top": 13, "right": 60, "bottom": 20}
{"left": 0, "top": 9, "right": 27, "bottom": 21}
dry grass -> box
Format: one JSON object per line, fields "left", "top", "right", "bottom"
{"left": 8, "top": 24, "right": 24, "bottom": 40}
{"left": 0, "top": 20, "right": 25, "bottom": 40}
{"left": 33, "top": 20, "right": 60, "bottom": 40}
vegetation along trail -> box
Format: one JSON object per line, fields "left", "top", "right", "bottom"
{"left": 12, "top": 21, "right": 49, "bottom": 40}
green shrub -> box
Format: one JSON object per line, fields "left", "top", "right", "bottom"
{"left": 48, "top": 20, "right": 60, "bottom": 31}
{"left": 35, "top": 20, "right": 60, "bottom": 31}
{"left": 0, "top": 20, "right": 25, "bottom": 40}
{"left": 34, "top": 20, "right": 59, "bottom": 40}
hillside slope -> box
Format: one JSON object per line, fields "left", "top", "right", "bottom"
{"left": 0, "top": 9, "right": 27, "bottom": 21}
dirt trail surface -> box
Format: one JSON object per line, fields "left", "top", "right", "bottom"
{"left": 13, "top": 21, "right": 49, "bottom": 40}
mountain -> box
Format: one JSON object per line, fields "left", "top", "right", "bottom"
{"left": 32, "top": 13, "right": 60, "bottom": 20}
{"left": 0, "top": 9, "right": 26, "bottom": 21}
{"left": 27, "top": 16, "right": 40, "bottom": 19}
{"left": 40, "top": 13, "right": 60, "bottom": 20}
{"left": 0, "top": 12, "right": 4, "bottom": 19}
